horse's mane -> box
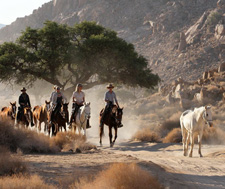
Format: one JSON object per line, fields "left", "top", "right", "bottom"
{"left": 33, "top": 106, "right": 39, "bottom": 112}
{"left": 1, "top": 107, "right": 7, "bottom": 112}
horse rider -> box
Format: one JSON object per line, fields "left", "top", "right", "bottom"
{"left": 69, "top": 83, "right": 91, "bottom": 129}
{"left": 17, "top": 87, "right": 35, "bottom": 126}
{"left": 50, "top": 86, "right": 67, "bottom": 124}
{"left": 99, "top": 83, "right": 123, "bottom": 128}
{"left": 50, "top": 85, "right": 57, "bottom": 104}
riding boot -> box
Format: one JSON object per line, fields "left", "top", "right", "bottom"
{"left": 118, "top": 123, "right": 123, "bottom": 128}
{"left": 86, "top": 119, "right": 91, "bottom": 129}
{"left": 30, "top": 116, "right": 35, "bottom": 127}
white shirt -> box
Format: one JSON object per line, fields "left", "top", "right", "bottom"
{"left": 73, "top": 91, "right": 85, "bottom": 104}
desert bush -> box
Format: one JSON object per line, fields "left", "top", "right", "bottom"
{"left": 0, "top": 146, "right": 27, "bottom": 176}
{"left": 132, "top": 128, "right": 161, "bottom": 142}
{"left": 71, "top": 163, "right": 162, "bottom": 189}
{"left": 0, "top": 175, "right": 54, "bottom": 189}
{"left": 202, "top": 127, "right": 225, "bottom": 144}
{"left": 51, "top": 132, "right": 96, "bottom": 152}
{"left": 206, "top": 11, "right": 223, "bottom": 26}
{"left": 163, "top": 128, "right": 182, "bottom": 143}
{"left": 0, "top": 120, "right": 59, "bottom": 153}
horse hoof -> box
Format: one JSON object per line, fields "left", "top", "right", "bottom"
{"left": 110, "top": 142, "right": 114, "bottom": 148}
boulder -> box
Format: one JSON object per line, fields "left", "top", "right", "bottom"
{"left": 218, "top": 62, "right": 225, "bottom": 72}
{"left": 215, "top": 24, "right": 225, "bottom": 40}
{"left": 178, "top": 32, "right": 187, "bottom": 51}
{"left": 217, "top": 0, "right": 225, "bottom": 9}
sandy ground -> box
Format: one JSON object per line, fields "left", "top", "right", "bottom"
{"left": 23, "top": 134, "right": 225, "bottom": 189}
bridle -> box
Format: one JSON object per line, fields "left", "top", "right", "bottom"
{"left": 202, "top": 111, "right": 213, "bottom": 126}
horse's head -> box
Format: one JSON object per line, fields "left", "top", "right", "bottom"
{"left": 83, "top": 102, "right": 91, "bottom": 119}
{"left": 61, "top": 103, "right": 69, "bottom": 119}
{"left": 45, "top": 100, "right": 51, "bottom": 111}
{"left": 116, "top": 107, "right": 123, "bottom": 126}
{"left": 24, "top": 107, "right": 32, "bottom": 122}
{"left": 10, "top": 101, "right": 17, "bottom": 119}
{"left": 203, "top": 106, "right": 213, "bottom": 127}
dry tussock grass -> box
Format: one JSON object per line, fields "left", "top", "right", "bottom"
{"left": 0, "top": 120, "right": 59, "bottom": 153}
{"left": 0, "top": 146, "right": 27, "bottom": 176}
{"left": 51, "top": 132, "right": 96, "bottom": 152}
{"left": 202, "top": 127, "right": 225, "bottom": 144}
{"left": 163, "top": 128, "right": 182, "bottom": 143}
{"left": 132, "top": 128, "right": 161, "bottom": 143}
{"left": 71, "top": 163, "right": 162, "bottom": 189}
{"left": 0, "top": 175, "right": 54, "bottom": 189}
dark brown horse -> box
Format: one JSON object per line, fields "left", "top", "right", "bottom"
{"left": 99, "top": 105, "right": 123, "bottom": 147}
{"left": 48, "top": 103, "right": 69, "bottom": 136}
{"left": 0, "top": 102, "right": 17, "bottom": 121}
{"left": 17, "top": 106, "right": 33, "bottom": 128}
{"left": 33, "top": 101, "right": 50, "bottom": 132}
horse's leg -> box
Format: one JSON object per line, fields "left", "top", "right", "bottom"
{"left": 99, "top": 124, "right": 104, "bottom": 146}
{"left": 83, "top": 123, "right": 87, "bottom": 137}
{"left": 112, "top": 126, "right": 117, "bottom": 146}
{"left": 185, "top": 132, "right": 190, "bottom": 156}
{"left": 198, "top": 132, "right": 203, "bottom": 157}
{"left": 182, "top": 129, "right": 187, "bottom": 156}
{"left": 38, "top": 121, "right": 41, "bottom": 132}
{"left": 109, "top": 126, "right": 113, "bottom": 147}
{"left": 189, "top": 132, "right": 194, "bottom": 157}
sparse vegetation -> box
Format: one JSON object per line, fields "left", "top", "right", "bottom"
{"left": 163, "top": 128, "right": 182, "bottom": 143}
{"left": 71, "top": 163, "right": 162, "bottom": 189}
{"left": 0, "top": 175, "right": 54, "bottom": 189}
{"left": 133, "top": 128, "right": 161, "bottom": 142}
{"left": 0, "top": 146, "right": 27, "bottom": 176}
{"left": 206, "top": 11, "right": 223, "bottom": 26}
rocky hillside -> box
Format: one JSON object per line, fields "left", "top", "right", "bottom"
{"left": 0, "top": 0, "right": 224, "bottom": 84}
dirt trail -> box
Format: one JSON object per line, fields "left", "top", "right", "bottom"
{"left": 24, "top": 137, "right": 225, "bottom": 188}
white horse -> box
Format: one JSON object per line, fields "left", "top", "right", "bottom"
{"left": 180, "top": 106, "right": 213, "bottom": 157}
{"left": 72, "top": 102, "right": 91, "bottom": 136}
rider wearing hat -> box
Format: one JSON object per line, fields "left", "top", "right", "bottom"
{"left": 99, "top": 83, "right": 122, "bottom": 128}
{"left": 50, "top": 87, "right": 67, "bottom": 123}
{"left": 17, "top": 87, "right": 35, "bottom": 126}
{"left": 69, "top": 83, "right": 91, "bottom": 129}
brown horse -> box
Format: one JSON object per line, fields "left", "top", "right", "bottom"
{"left": 99, "top": 105, "right": 123, "bottom": 147}
{"left": 33, "top": 101, "right": 50, "bottom": 132}
{"left": 17, "top": 106, "right": 33, "bottom": 128}
{"left": 0, "top": 102, "right": 17, "bottom": 121}
{"left": 48, "top": 103, "right": 69, "bottom": 136}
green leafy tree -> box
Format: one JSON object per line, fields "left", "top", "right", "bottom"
{"left": 0, "top": 21, "right": 160, "bottom": 97}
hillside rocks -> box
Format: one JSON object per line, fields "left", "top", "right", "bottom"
{"left": 178, "top": 32, "right": 187, "bottom": 51}
{"left": 161, "top": 64, "right": 225, "bottom": 109}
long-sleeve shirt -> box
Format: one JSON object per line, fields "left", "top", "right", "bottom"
{"left": 19, "top": 93, "right": 31, "bottom": 107}
{"left": 50, "top": 91, "right": 56, "bottom": 103}
{"left": 52, "top": 92, "right": 67, "bottom": 106}
{"left": 104, "top": 91, "right": 118, "bottom": 105}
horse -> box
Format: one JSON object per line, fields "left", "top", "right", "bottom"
{"left": 17, "top": 106, "right": 33, "bottom": 128}
{"left": 33, "top": 100, "right": 50, "bottom": 132}
{"left": 180, "top": 106, "right": 213, "bottom": 157}
{"left": 71, "top": 102, "right": 91, "bottom": 136}
{"left": 99, "top": 105, "right": 123, "bottom": 147}
{"left": 0, "top": 102, "right": 17, "bottom": 121}
{"left": 48, "top": 103, "right": 69, "bottom": 136}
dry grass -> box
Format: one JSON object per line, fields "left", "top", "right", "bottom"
{"left": 132, "top": 128, "right": 161, "bottom": 143}
{"left": 0, "top": 120, "right": 59, "bottom": 153}
{"left": 0, "top": 175, "right": 54, "bottom": 189}
{"left": 71, "top": 163, "right": 162, "bottom": 189}
{"left": 163, "top": 128, "right": 182, "bottom": 143}
{"left": 0, "top": 146, "right": 27, "bottom": 176}
{"left": 202, "top": 127, "right": 225, "bottom": 144}
{"left": 51, "top": 132, "right": 96, "bottom": 152}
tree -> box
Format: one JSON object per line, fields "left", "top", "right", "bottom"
{"left": 0, "top": 21, "right": 160, "bottom": 97}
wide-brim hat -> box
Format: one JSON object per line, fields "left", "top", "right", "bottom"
{"left": 21, "top": 87, "right": 27, "bottom": 92}
{"left": 107, "top": 83, "right": 114, "bottom": 89}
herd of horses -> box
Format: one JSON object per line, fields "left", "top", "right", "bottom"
{"left": 0, "top": 101, "right": 124, "bottom": 147}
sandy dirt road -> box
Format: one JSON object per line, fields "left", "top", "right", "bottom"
{"left": 24, "top": 136, "right": 225, "bottom": 188}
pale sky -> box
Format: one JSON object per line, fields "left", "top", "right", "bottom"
{"left": 0, "top": 0, "right": 52, "bottom": 25}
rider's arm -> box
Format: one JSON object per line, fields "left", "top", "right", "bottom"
{"left": 62, "top": 93, "right": 67, "bottom": 103}
{"left": 27, "top": 95, "right": 31, "bottom": 107}
{"left": 104, "top": 92, "right": 109, "bottom": 103}
{"left": 114, "top": 92, "right": 119, "bottom": 107}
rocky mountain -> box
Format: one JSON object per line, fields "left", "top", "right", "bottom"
{"left": 0, "top": 0, "right": 224, "bottom": 84}
{"left": 0, "top": 24, "right": 5, "bottom": 29}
